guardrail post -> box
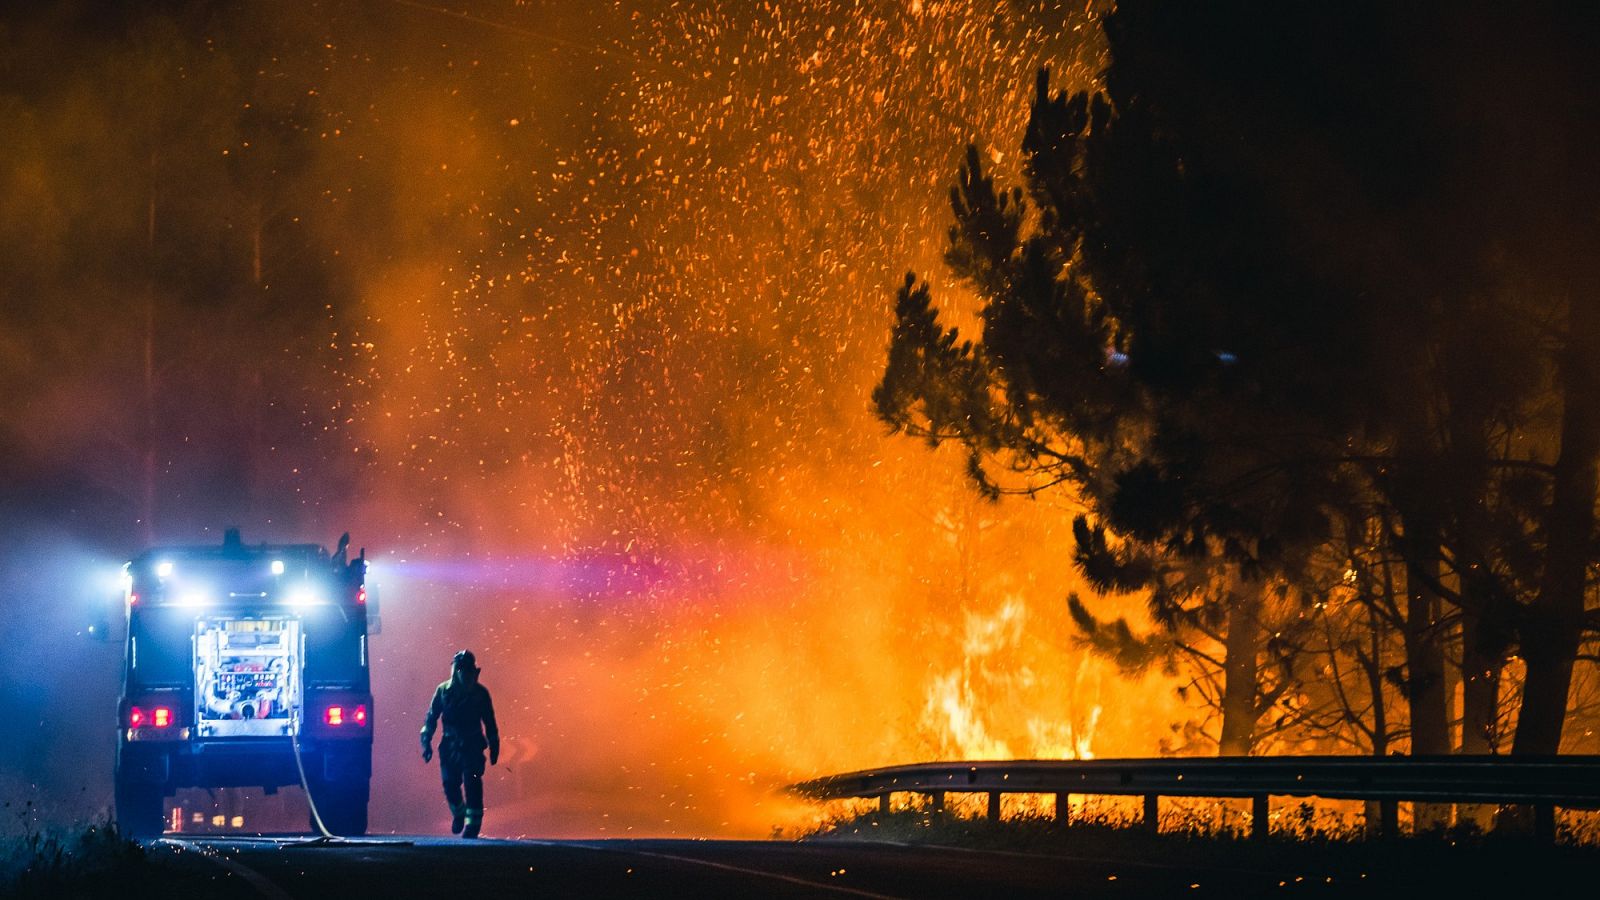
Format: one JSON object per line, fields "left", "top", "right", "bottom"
{"left": 1143, "top": 794, "right": 1159, "bottom": 833}
{"left": 1365, "top": 800, "right": 1398, "bottom": 838}
{"left": 1252, "top": 794, "right": 1269, "bottom": 840}
{"left": 878, "top": 793, "right": 891, "bottom": 815}
{"left": 928, "top": 791, "right": 945, "bottom": 814}
{"left": 1536, "top": 805, "right": 1555, "bottom": 843}
{"left": 987, "top": 791, "right": 1002, "bottom": 820}
{"left": 1055, "top": 792, "right": 1070, "bottom": 823}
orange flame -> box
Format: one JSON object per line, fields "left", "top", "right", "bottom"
{"left": 333, "top": 1, "right": 1170, "bottom": 838}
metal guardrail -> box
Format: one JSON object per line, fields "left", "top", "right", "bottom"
{"left": 790, "top": 756, "right": 1600, "bottom": 838}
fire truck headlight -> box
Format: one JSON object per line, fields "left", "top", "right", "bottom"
{"left": 156, "top": 561, "right": 174, "bottom": 579}
{"left": 270, "top": 560, "right": 285, "bottom": 576}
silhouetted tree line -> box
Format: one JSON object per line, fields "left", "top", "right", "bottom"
{"left": 877, "top": 0, "right": 1600, "bottom": 779}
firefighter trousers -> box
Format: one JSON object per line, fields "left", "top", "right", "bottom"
{"left": 440, "top": 751, "right": 485, "bottom": 832}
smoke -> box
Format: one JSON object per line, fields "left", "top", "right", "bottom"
{"left": 0, "top": 519, "right": 129, "bottom": 833}
{"left": 0, "top": 0, "right": 1194, "bottom": 839}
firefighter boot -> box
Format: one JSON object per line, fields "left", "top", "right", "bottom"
{"left": 449, "top": 802, "right": 465, "bottom": 835}
{"left": 462, "top": 808, "right": 482, "bottom": 839}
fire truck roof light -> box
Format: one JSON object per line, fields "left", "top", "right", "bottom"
{"left": 271, "top": 560, "right": 285, "bottom": 575}
{"left": 176, "top": 590, "right": 212, "bottom": 608}
{"left": 287, "top": 587, "right": 323, "bottom": 607}
{"left": 156, "top": 561, "right": 174, "bottom": 578}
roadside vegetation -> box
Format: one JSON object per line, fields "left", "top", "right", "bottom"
{"left": 1, "top": 806, "right": 160, "bottom": 899}
{"left": 804, "top": 805, "right": 1600, "bottom": 890}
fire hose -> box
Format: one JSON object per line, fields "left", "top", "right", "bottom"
{"left": 283, "top": 711, "right": 405, "bottom": 848}
{"left": 288, "top": 715, "right": 336, "bottom": 841}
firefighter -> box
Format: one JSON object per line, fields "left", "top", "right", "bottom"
{"left": 420, "top": 649, "right": 500, "bottom": 838}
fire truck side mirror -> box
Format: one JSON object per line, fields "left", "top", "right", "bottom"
{"left": 86, "top": 613, "right": 112, "bottom": 642}
{"left": 85, "top": 590, "right": 117, "bottom": 643}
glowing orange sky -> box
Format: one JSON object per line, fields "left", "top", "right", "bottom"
{"left": 308, "top": 0, "right": 1195, "bottom": 838}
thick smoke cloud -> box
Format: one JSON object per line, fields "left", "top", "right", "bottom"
{"left": 1, "top": 1, "right": 1190, "bottom": 838}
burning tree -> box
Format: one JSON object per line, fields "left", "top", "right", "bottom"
{"left": 877, "top": 0, "right": 1600, "bottom": 765}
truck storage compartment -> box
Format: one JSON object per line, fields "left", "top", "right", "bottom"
{"left": 193, "top": 616, "right": 301, "bottom": 738}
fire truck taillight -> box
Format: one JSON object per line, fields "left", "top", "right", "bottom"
{"left": 129, "top": 706, "right": 145, "bottom": 728}
{"left": 356, "top": 587, "right": 367, "bottom": 605}
{"left": 152, "top": 707, "right": 172, "bottom": 728}
{"left": 324, "top": 704, "right": 367, "bottom": 727}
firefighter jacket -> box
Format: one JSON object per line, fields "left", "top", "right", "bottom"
{"left": 421, "top": 678, "right": 500, "bottom": 763}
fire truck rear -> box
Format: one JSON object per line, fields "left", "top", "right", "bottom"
{"left": 114, "top": 529, "right": 374, "bottom": 836}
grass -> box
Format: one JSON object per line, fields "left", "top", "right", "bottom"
{"left": 801, "top": 802, "right": 1600, "bottom": 890}
{"left": 1, "top": 803, "right": 156, "bottom": 900}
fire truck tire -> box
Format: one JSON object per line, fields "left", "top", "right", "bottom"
{"left": 114, "top": 778, "right": 166, "bottom": 838}
{"left": 310, "top": 778, "right": 369, "bottom": 836}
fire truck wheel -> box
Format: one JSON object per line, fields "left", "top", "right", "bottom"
{"left": 114, "top": 778, "right": 166, "bottom": 838}
{"left": 310, "top": 778, "right": 369, "bottom": 836}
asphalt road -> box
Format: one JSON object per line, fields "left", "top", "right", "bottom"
{"left": 145, "top": 835, "right": 1375, "bottom": 899}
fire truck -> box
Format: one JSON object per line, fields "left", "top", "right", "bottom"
{"left": 114, "top": 529, "right": 374, "bottom": 837}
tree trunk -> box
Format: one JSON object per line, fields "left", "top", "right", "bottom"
{"left": 1371, "top": 549, "right": 1398, "bottom": 759}
{"left": 251, "top": 201, "right": 263, "bottom": 288}
{"left": 1397, "top": 515, "right": 1451, "bottom": 830}
{"left": 142, "top": 152, "right": 158, "bottom": 545}
{"left": 1514, "top": 300, "right": 1600, "bottom": 756}
{"left": 1400, "top": 538, "right": 1451, "bottom": 756}
{"left": 1218, "top": 585, "right": 1262, "bottom": 756}
{"left": 1458, "top": 589, "right": 1503, "bottom": 830}
{"left": 142, "top": 296, "right": 156, "bottom": 545}
{"left": 1460, "top": 607, "right": 1502, "bottom": 755}
{"left": 1364, "top": 605, "right": 1398, "bottom": 836}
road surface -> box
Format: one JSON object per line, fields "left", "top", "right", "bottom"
{"left": 144, "top": 835, "right": 1394, "bottom": 898}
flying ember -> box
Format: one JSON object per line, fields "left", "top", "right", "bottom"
{"left": 329, "top": 0, "right": 1171, "bottom": 836}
